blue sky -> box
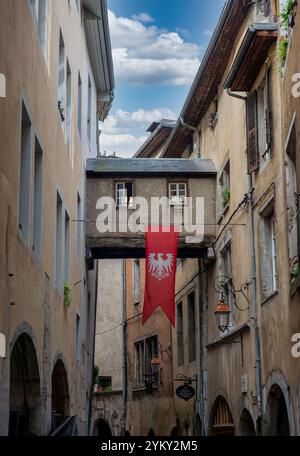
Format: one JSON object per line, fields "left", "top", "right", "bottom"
{"left": 100, "top": 0, "right": 226, "bottom": 157}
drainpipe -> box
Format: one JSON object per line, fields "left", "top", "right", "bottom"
{"left": 226, "top": 89, "right": 263, "bottom": 430}
{"left": 121, "top": 259, "right": 127, "bottom": 435}
{"left": 180, "top": 117, "right": 201, "bottom": 158}
{"left": 247, "top": 174, "right": 263, "bottom": 430}
{"left": 198, "top": 258, "right": 206, "bottom": 436}
{"left": 88, "top": 260, "right": 99, "bottom": 435}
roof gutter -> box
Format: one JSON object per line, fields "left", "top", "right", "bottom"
{"left": 162, "top": 0, "right": 235, "bottom": 157}
{"left": 223, "top": 23, "right": 278, "bottom": 91}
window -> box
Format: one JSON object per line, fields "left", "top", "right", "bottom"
{"left": 32, "top": 138, "right": 43, "bottom": 257}
{"left": 256, "top": 0, "right": 272, "bottom": 22}
{"left": 145, "top": 337, "right": 158, "bottom": 386}
{"left": 116, "top": 182, "right": 134, "bottom": 208}
{"left": 87, "top": 76, "right": 92, "bottom": 144}
{"left": 58, "top": 30, "right": 65, "bottom": 120}
{"left": 76, "top": 313, "right": 80, "bottom": 361}
{"left": 219, "top": 160, "right": 230, "bottom": 211}
{"left": 134, "top": 336, "right": 158, "bottom": 389}
{"left": 134, "top": 259, "right": 141, "bottom": 304}
{"left": 246, "top": 69, "right": 271, "bottom": 173}
{"left": 77, "top": 192, "right": 82, "bottom": 260}
{"left": 220, "top": 238, "right": 234, "bottom": 329}
{"left": 66, "top": 60, "right": 72, "bottom": 145}
{"left": 259, "top": 203, "right": 278, "bottom": 300}
{"left": 77, "top": 72, "right": 82, "bottom": 136}
{"left": 55, "top": 192, "right": 63, "bottom": 290}
{"left": 177, "top": 302, "right": 184, "bottom": 367}
{"left": 30, "top": 0, "right": 47, "bottom": 56}
{"left": 134, "top": 340, "right": 144, "bottom": 389}
{"left": 64, "top": 211, "right": 70, "bottom": 283}
{"left": 19, "top": 103, "right": 32, "bottom": 241}
{"left": 188, "top": 292, "right": 196, "bottom": 363}
{"left": 286, "top": 122, "right": 299, "bottom": 268}
{"left": 169, "top": 183, "right": 187, "bottom": 206}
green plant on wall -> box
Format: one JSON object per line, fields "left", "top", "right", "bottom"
{"left": 64, "top": 283, "right": 72, "bottom": 306}
{"left": 278, "top": 37, "right": 289, "bottom": 70}
{"left": 280, "top": 0, "right": 297, "bottom": 31}
{"left": 222, "top": 187, "right": 231, "bottom": 207}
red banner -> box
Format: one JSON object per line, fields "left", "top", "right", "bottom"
{"left": 142, "top": 227, "right": 179, "bottom": 326}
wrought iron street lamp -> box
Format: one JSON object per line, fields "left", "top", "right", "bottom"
{"left": 215, "top": 294, "right": 231, "bottom": 333}
{"left": 214, "top": 275, "right": 250, "bottom": 333}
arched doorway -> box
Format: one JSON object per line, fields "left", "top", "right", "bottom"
{"left": 93, "top": 419, "right": 112, "bottom": 436}
{"left": 9, "top": 333, "right": 41, "bottom": 436}
{"left": 210, "top": 396, "right": 235, "bottom": 436}
{"left": 148, "top": 428, "right": 155, "bottom": 437}
{"left": 239, "top": 409, "right": 256, "bottom": 436}
{"left": 265, "top": 384, "right": 290, "bottom": 436}
{"left": 51, "top": 359, "right": 70, "bottom": 431}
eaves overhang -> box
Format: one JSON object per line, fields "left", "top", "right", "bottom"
{"left": 224, "top": 23, "right": 278, "bottom": 92}
{"left": 86, "top": 158, "right": 217, "bottom": 178}
{"left": 133, "top": 125, "right": 174, "bottom": 158}
{"left": 83, "top": 0, "right": 115, "bottom": 120}
{"left": 162, "top": 0, "right": 254, "bottom": 158}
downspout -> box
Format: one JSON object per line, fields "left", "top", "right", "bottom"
{"left": 226, "top": 88, "right": 263, "bottom": 430}
{"left": 88, "top": 259, "right": 99, "bottom": 435}
{"left": 247, "top": 175, "right": 263, "bottom": 430}
{"left": 121, "top": 259, "right": 127, "bottom": 435}
{"left": 180, "top": 117, "right": 201, "bottom": 158}
{"left": 198, "top": 258, "right": 206, "bottom": 436}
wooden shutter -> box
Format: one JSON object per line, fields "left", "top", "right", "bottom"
{"left": 265, "top": 67, "right": 272, "bottom": 151}
{"left": 246, "top": 91, "right": 259, "bottom": 174}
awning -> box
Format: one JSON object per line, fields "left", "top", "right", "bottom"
{"left": 224, "top": 23, "right": 278, "bottom": 92}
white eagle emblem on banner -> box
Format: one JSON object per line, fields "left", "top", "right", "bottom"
{"left": 148, "top": 253, "right": 175, "bottom": 281}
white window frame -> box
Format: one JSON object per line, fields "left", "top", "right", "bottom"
{"left": 116, "top": 182, "right": 134, "bottom": 208}
{"left": 169, "top": 182, "right": 187, "bottom": 206}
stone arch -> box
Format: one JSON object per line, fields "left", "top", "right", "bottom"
{"left": 209, "top": 395, "right": 235, "bottom": 436}
{"left": 239, "top": 409, "right": 256, "bottom": 436}
{"left": 51, "top": 355, "right": 70, "bottom": 432}
{"left": 148, "top": 428, "right": 156, "bottom": 437}
{"left": 9, "top": 329, "right": 41, "bottom": 435}
{"left": 263, "top": 370, "right": 295, "bottom": 436}
{"left": 93, "top": 418, "right": 112, "bottom": 436}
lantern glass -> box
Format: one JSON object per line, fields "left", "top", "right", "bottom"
{"left": 215, "top": 299, "right": 231, "bottom": 333}
{"left": 216, "top": 311, "right": 230, "bottom": 332}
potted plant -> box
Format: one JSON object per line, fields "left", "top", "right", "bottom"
{"left": 58, "top": 100, "right": 65, "bottom": 121}
{"left": 64, "top": 283, "right": 72, "bottom": 306}
{"left": 222, "top": 187, "right": 231, "bottom": 207}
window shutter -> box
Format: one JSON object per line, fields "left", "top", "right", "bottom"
{"left": 246, "top": 91, "right": 259, "bottom": 174}
{"left": 265, "top": 67, "right": 272, "bottom": 151}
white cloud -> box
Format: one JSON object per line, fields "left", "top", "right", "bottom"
{"left": 99, "top": 107, "right": 177, "bottom": 157}
{"left": 131, "top": 13, "right": 154, "bottom": 23}
{"left": 203, "top": 30, "right": 213, "bottom": 37}
{"left": 108, "top": 10, "right": 200, "bottom": 86}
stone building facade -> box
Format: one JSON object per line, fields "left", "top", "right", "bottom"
{"left": 0, "top": 0, "right": 114, "bottom": 435}
{"left": 163, "top": 0, "right": 300, "bottom": 436}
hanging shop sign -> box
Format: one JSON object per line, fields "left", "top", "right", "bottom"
{"left": 176, "top": 382, "right": 195, "bottom": 402}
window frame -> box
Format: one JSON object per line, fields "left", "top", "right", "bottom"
{"left": 168, "top": 182, "right": 188, "bottom": 206}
